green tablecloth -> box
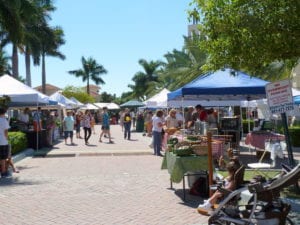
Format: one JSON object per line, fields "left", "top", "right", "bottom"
{"left": 161, "top": 151, "right": 209, "bottom": 183}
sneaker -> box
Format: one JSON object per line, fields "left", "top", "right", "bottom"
{"left": 1, "top": 172, "right": 9, "bottom": 178}
{"left": 197, "top": 201, "right": 212, "bottom": 211}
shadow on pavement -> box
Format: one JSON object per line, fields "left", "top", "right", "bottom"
{"left": 0, "top": 176, "right": 44, "bottom": 187}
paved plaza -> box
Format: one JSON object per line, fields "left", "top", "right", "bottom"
{"left": 0, "top": 125, "right": 208, "bottom": 225}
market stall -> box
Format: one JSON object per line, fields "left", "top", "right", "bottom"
{"left": 161, "top": 132, "right": 221, "bottom": 199}
{"left": 0, "top": 75, "right": 55, "bottom": 150}
{"left": 143, "top": 88, "right": 170, "bottom": 108}
{"left": 167, "top": 68, "right": 269, "bottom": 146}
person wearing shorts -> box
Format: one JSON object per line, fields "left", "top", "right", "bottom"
{"left": 63, "top": 111, "right": 75, "bottom": 145}
{"left": 0, "top": 107, "right": 10, "bottom": 178}
{"left": 99, "top": 107, "right": 113, "bottom": 144}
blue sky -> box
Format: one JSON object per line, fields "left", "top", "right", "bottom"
{"left": 20, "top": 0, "right": 192, "bottom": 97}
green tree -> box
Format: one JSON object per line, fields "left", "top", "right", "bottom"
{"left": 68, "top": 56, "right": 108, "bottom": 95}
{"left": 0, "top": 48, "right": 11, "bottom": 75}
{"left": 128, "top": 59, "right": 164, "bottom": 100}
{"left": 159, "top": 34, "right": 208, "bottom": 91}
{"left": 24, "top": 0, "right": 56, "bottom": 86}
{"left": 99, "top": 91, "right": 116, "bottom": 103}
{"left": 38, "top": 25, "right": 65, "bottom": 94}
{"left": 189, "top": 0, "right": 300, "bottom": 75}
{"left": 7, "top": 0, "right": 39, "bottom": 78}
{"left": 0, "top": 0, "right": 24, "bottom": 44}
{"left": 62, "top": 85, "right": 94, "bottom": 103}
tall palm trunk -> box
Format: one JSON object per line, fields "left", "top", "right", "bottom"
{"left": 25, "top": 47, "right": 32, "bottom": 86}
{"left": 87, "top": 78, "right": 90, "bottom": 95}
{"left": 42, "top": 53, "right": 46, "bottom": 94}
{"left": 12, "top": 44, "right": 19, "bottom": 78}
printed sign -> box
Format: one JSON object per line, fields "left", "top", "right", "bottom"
{"left": 265, "top": 79, "right": 294, "bottom": 114}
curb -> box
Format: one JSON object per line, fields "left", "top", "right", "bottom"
{"left": 12, "top": 148, "right": 34, "bottom": 164}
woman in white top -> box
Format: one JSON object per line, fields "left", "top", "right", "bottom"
{"left": 18, "top": 107, "right": 30, "bottom": 124}
{"left": 165, "top": 109, "right": 178, "bottom": 128}
{"left": 152, "top": 110, "right": 164, "bottom": 156}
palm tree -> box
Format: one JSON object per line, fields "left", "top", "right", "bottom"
{"left": 68, "top": 56, "right": 108, "bottom": 95}
{"left": 129, "top": 59, "right": 164, "bottom": 100}
{"left": 0, "top": 48, "right": 11, "bottom": 75}
{"left": 0, "top": 0, "right": 24, "bottom": 44}
{"left": 159, "top": 35, "right": 208, "bottom": 91}
{"left": 23, "top": 0, "right": 56, "bottom": 86}
{"left": 0, "top": 0, "right": 37, "bottom": 78}
{"left": 30, "top": 24, "right": 65, "bottom": 93}
{"left": 41, "top": 26, "right": 65, "bottom": 94}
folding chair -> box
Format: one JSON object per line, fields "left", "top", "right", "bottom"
{"left": 247, "top": 139, "right": 285, "bottom": 178}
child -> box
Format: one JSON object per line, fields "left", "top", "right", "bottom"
{"left": 6, "top": 145, "right": 19, "bottom": 173}
{"left": 197, "top": 157, "right": 240, "bottom": 211}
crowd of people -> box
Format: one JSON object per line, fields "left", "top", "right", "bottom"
{"left": 1, "top": 104, "right": 221, "bottom": 177}
{"left": 142, "top": 104, "right": 220, "bottom": 157}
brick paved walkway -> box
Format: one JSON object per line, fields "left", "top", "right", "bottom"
{"left": 0, "top": 125, "right": 209, "bottom": 225}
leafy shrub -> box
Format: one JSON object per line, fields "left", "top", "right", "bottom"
{"left": 288, "top": 127, "right": 300, "bottom": 147}
{"left": 8, "top": 131, "right": 28, "bottom": 155}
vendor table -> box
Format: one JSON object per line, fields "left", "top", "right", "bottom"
{"left": 165, "top": 134, "right": 224, "bottom": 158}
{"left": 161, "top": 151, "right": 209, "bottom": 200}
{"left": 25, "top": 129, "right": 47, "bottom": 150}
{"left": 245, "top": 132, "right": 285, "bottom": 150}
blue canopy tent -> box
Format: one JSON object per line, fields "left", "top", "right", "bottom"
{"left": 294, "top": 96, "right": 300, "bottom": 105}
{"left": 168, "top": 69, "right": 269, "bottom": 105}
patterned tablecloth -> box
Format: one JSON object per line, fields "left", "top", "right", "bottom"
{"left": 245, "top": 132, "right": 285, "bottom": 150}
{"left": 161, "top": 151, "right": 209, "bottom": 183}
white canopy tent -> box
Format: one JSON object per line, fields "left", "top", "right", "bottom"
{"left": 107, "top": 103, "right": 120, "bottom": 110}
{"left": 143, "top": 88, "right": 170, "bottom": 108}
{"left": 69, "top": 97, "right": 84, "bottom": 107}
{"left": 0, "top": 74, "right": 50, "bottom": 106}
{"left": 49, "top": 91, "right": 77, "bottom": 109}
{"left": 80, "top": 103, "right": 99, "bottom": 110}
{"left": 94, "top": 102, "right": 120, "bottom": 110}
{"left": 240, "top": 88, "right": 300, "bottom": 120}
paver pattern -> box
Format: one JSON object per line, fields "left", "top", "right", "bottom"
{"left": 0, "top": 125, "right": 208, "bottom": 225}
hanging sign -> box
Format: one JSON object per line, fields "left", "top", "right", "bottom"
{"left": 265, "top": 79, "right": 294, "bottom": 114}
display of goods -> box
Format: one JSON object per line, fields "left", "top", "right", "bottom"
{"left": 167, "top": 144, "right": 174, "bottom": 152}
{"left": 191, "top": 145, "right": 208, "bottom": 156}
{"left": 187, "top": 140, "right": 202, "bottom": 145}
{"left": 186, "top": 135, "right": 199, "bottom": 141}
{"left": 173, "top": 146, "right": 193, "bottom": 156}
{"left": 165, "top": 127, "right": 178, "bottom": 135}
{"left": 175, "top": 141, "right": 191, "bottom": 149}
{"left": 167, "top": 137, "right": 179, "bottom": 146}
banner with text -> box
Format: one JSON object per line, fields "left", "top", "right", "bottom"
{"left": 266, "top": 79, "right": 294, "bottom": 114}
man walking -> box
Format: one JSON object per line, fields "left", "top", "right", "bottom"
{"left": 123, "top": 108, "right": 132, "bottom": 140}
{"left": 63, "top": 111, "right": 75, "bottom": 145}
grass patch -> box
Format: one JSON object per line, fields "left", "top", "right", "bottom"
{"left": 217, "top": 169, "right": 300, "bottom": 199}
{"left": 217, "top": 169, "right": 280, "bottom": 181}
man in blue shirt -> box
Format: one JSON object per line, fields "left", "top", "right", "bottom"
{"left": 63, "top": 111, "right": 75, "bottom": 145}
{"left": 99, "top": 107, "right": 113, "bottom": 144}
